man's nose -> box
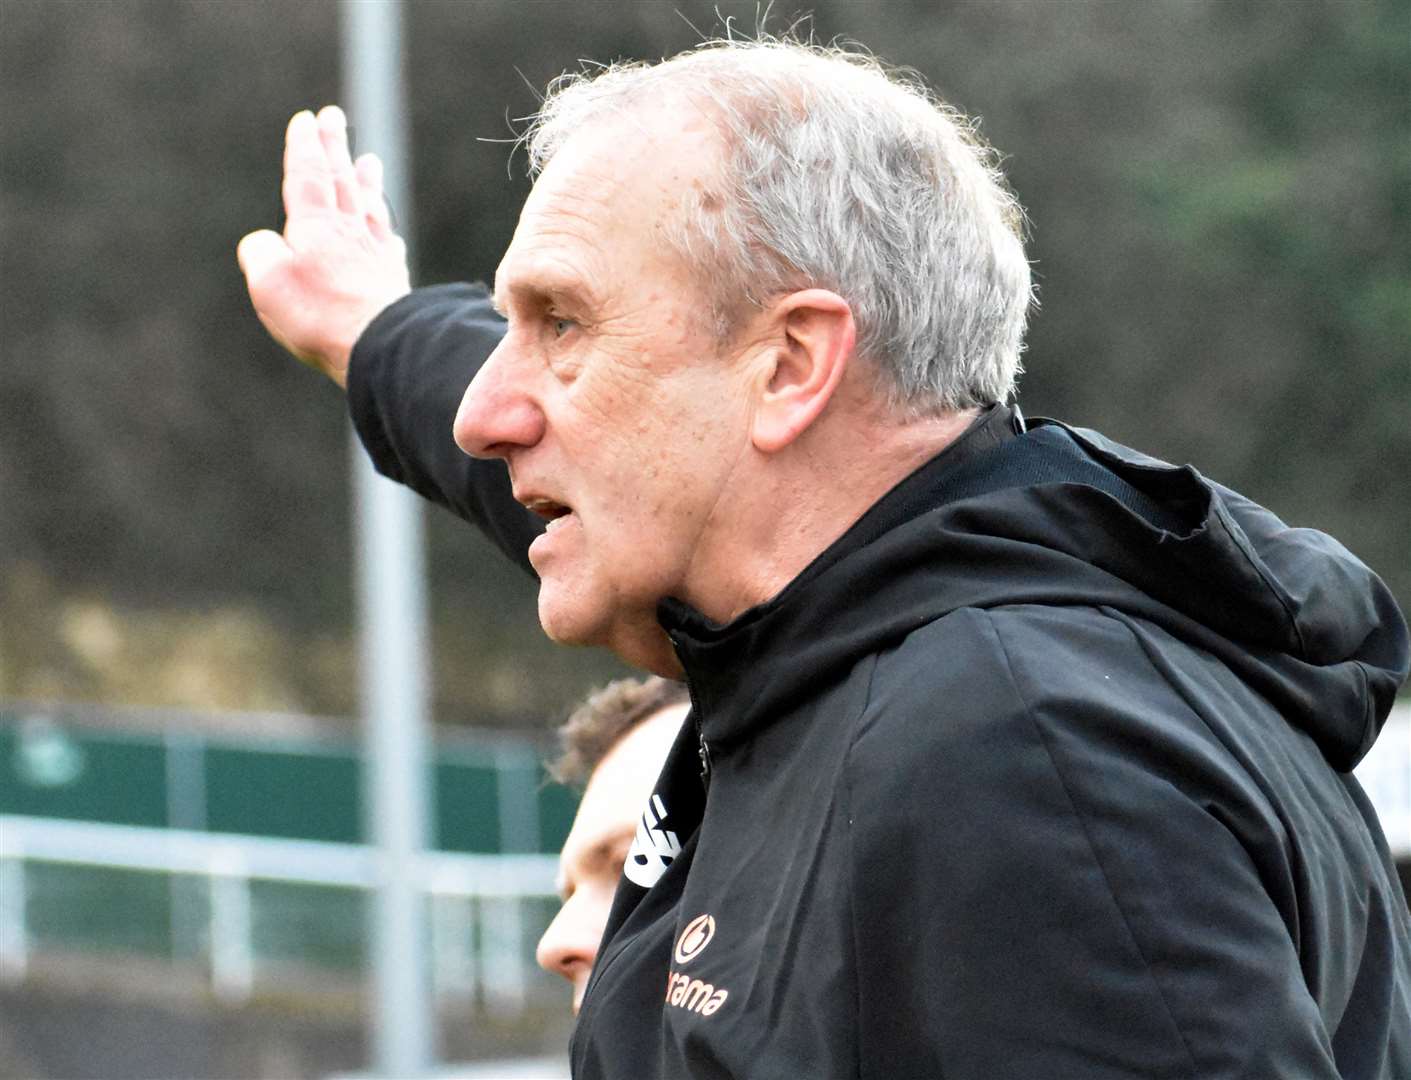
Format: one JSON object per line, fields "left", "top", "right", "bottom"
{"left": 453, "top": 341, "right": 546, "bottom": 458}
{"left": 535, "top": 902, "right": 598, "bottom": 1010}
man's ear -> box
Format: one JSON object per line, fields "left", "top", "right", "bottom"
{"left": 751, "top": 289, "right": 857, "bottom": 454}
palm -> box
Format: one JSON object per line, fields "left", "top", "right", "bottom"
{"left": 238, "top": 107, "right": 410, "bottom": 385}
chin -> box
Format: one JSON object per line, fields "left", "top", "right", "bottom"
{"left": 536, "top": 585, "right": 606, "bottom": 648}
{"left": 537, "top": 587, "right": 682, "bottom": 676}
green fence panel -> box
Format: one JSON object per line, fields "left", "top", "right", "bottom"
{"left": 1, "top": 711, "right": 581, "bottom": 856}
{"left": 0, "top": 723, "right": 167, "bottom": 827}
{"left": 537, "top": 778, "right": 578, "bottom": 854}
{"left": 435, "top": 760, "right": 502, "bottom": 854}
{"left": 204, "top": 745, "right": 360, "bottom": 843}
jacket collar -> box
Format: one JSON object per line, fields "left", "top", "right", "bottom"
{"left": 659, "top": 409, "right": 1408, "bottom": 774}
{"left": 658, "top": 403, "right": 1024, "bottom": 737}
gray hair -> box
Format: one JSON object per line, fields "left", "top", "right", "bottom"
{"left": 524, "top": 38, "right": 1034, "bottom": 415}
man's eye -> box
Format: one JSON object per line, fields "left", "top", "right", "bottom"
{"left": 552, "top": 317, "right": 577, "bottom": 338}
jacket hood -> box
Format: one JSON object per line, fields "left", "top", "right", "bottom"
{"left": 661, "top": 413, "right": 1408, "bottom": 772}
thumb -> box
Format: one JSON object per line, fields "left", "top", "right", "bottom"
{"left": 236, "top": 229, "right": 291, "bottom": 285}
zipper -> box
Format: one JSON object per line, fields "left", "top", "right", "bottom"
{"left": 670, "top": 629, "right": 712, "bottom": 791}
{"left": 697, "top": 725, "right": 712, "bottom": 789}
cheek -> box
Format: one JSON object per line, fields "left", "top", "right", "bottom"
{"left": 567, "top": 357, "right": 751, "bottom": 533}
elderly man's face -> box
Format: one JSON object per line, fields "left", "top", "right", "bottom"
{"left": 454, "top": 109, "right": 761, "bottom": 672}
{"left": 536, "top": 702, "right": 687, "bottom": 1012}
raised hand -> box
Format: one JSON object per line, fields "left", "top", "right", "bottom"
{"left": 237, "top": 105, "right": 411, "bottom": 387}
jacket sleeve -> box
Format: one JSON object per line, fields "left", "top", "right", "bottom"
{"left": 347, "top": 283, "right": 542, "bottom": 577}
{"left": 845, "top": 607, "right": 1345, "bottom": 1080}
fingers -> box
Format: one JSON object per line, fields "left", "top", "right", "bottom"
{"left": 317, "top": 105, "right": 363, "bottom": 217}
{"left": 283, "top": 109, "right": 334, "bottom": 219}
{"left": 236, "top": 229, "right": 292, "bottom": 287}
{"left": 355, "top": 153, "right": 394, "bottom": 239}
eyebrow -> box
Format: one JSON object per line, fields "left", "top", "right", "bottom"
{"left": 587, "top": 831, "right": 635, "bottom": 870}
{"left": 493, "top": 264, "right": 600, "bottom": 320}
{"left": 558, "top": 826, "right": 636, "bottom": 900}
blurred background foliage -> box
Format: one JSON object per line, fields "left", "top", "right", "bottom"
{"left": 2, "top": 0, "right": 1407, "bottom": 729}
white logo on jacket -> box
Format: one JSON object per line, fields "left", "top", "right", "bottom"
{"left": 624, "top": 793, "right": 681, "bottom": 888}
{"left": 674, "top": 914, "right": 715, "bottom": 964}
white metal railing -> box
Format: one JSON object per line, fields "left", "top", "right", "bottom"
{"left": 0, "top": 706, "right": 1404, "bottom": 1005}
{"left": 0, "top": 815, "right": 558, "bottom": 1006}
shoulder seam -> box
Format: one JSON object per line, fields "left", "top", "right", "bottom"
{"left": 979, "top": 609, "right": 1200, "bottom": 1077}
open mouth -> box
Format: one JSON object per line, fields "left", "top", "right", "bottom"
{"left": 526, "top": 498, "right": 574, "bottom": 529}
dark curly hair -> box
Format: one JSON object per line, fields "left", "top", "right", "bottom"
{"left": 547, "top": 676, "right": 690, "bottom": 789}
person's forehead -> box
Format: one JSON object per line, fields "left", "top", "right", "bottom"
{"left": 495, "top": 168, "right": 642, "bottom": 309}
{"left": 547, "top": 94, "right": 723, "bottom": 181}
{"left": 593, "top": 701, "right": 689, "bottom": 786}
{"left": 500, "top": 111, "right": 722, "bottom": 279}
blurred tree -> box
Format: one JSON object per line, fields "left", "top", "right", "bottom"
{"left": 1, "top": 0, "right": 1405, "bottom": 726}
{"left": 2, "top": 0, "right": 348, "bottom": 616}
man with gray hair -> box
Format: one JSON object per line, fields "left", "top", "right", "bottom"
{"left": 239, "top": 39, "right": 1410, "bottom": 1080}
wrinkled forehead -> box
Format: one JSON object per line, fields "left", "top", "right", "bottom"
{"left": 535, "top": 75, "right": 729, "bottom": 173}
{"left": 498, "top": 109, "right": 729, "bottom": 307}
{"left": 527, "top": 101, "right": 726, "bottom": 220}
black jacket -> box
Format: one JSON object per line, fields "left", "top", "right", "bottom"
{"left": 351, "top": 284, "right": 1411, "bottom": 1079}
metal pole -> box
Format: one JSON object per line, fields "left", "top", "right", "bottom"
{"left": 340, "top": 2, "right": 435, "bottom": 1076}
